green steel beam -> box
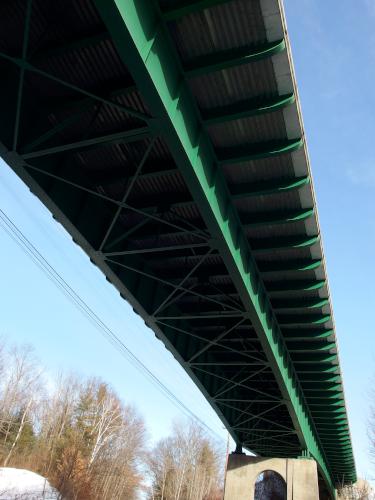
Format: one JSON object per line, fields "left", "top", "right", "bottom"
{"left": 311, "top": 408, "right": 346, "bottom": 414}
{"left": 289, "top": 342, "right": 336, "bottom": 353}
{"left": 130, "top": 260, "right": 329, "bottom": 284}
{"left": 309, "top": 402, "right": 344, "bottom": 409}
{"left": 314, "top": 420, "right": 347, "bottom": 425}
{"left": 313, "top": 412, "right": 346, "bottom": 417}
{"left": 278, "top": 314, "right": 331, "bottom": 326}
{"left": 218, "top": 138, "right": 303, "bottom": 164}
{"left": 21, "top": 127, "right": 151, "bottom": 159}
{"left": 117, "top": 207, "right": 313, "bottom": 234}
{"left": 273, "top": 298, "right": 329, "bottom": 310}
{"left": 184, "top": 39, "right": 286, "bottom": 77}
{"left": 94, "top": 0, "right": 336, "bottom": 492}
{"left": 23, "top": 83, "right": 138, "bottom": 153}
{"left": 258, "top": 259, "right": 322, "bottom": 274}
{"left": 96, "top": 166, "right": 180, "bottom": 189}
{"left": 318, "top": 425, "right": 349, "bottom": 430}
{"left": 22, "top": 110, "right": 91, "bottom": 154}
{"left": 267, "top": 279, "right": 326, "bottom": 293}
{"left": 49, "top": 83, "right": 137, "bottom": 115}
{"left": 302, "top": 382, "right": 345, "bottom": 392}
{"left": 303, "top": 385, "right": 342, "bottom": 393}
{"left": 295, "top": 367, "right": 338, "bottom": 376}
{"left": 105, "top": 259, "right": 242, "bottom": 313}
{"left": 105, "top": 241, "right": 209, "bottom": 256}
{"left": 105, "top": 176, "right": 311, "bottom": 214}
{"left": 300, "top": 374, "right": 341, "bottom": 383}
{"left": 230, "top": 175, "right": 310, "bottom": 199}
{"left": 252, "top": 234, "right": 320, "bottom": 254}
{"left": 0, "top": 50, "right": 150, "bottom": 122}
{"left": 283, "top": 329, "right": 334, "bottom": 341}
{"left": 321, "top": 438, "right": 351, "bottom": 445}
{"left": 319, "top": 430, "right": 349, "bottom": 437}
{"left": 202, "top": 93, "right": 295, "bottom": 125}
{"left": 293, "top": 353, "right": 338, "bottom": 364}
{"left": 241, "top": 208, "right": 314, "bottom": 227}
{"left": 13, "top": 0, "right": 32, "bottom": 151}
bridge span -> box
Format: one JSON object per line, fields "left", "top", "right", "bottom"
{"left": 0, "top": 0, "right": 355, "bottom": 496}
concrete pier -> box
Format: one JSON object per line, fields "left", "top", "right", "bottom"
{"left": 224, "top": 454, "right": 319, "bottom": 499}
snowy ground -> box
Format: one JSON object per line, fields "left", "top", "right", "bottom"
{"left": 0, "top": 468, "right": 59, "bottom": 499}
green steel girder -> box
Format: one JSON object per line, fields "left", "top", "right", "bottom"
{"left": 107, "top": 177, "right": 311, "bottom": 215}
{"left": 23, "top": 83, "right": 138, "bottom": 153}
{"left": 278, "top": 314, "right": 331, "bottom": 326}
{"left": 267, "top": 279, "right": 326, "bottom": 293}
{"left": 0, "top": 51, "right": 150, "bottom": 122}
{"left": 184, "top": 39, "right": 286, "bottom": 77}
{"left": 302, "top": 385, "right": 342, "bottom": 394}
{"left": 302, "top": 385, "right": 343, "bottom": 396}
{"left": 123, "top": 182, "right": 309, "bottom": 215}
{"left": 273, "top": 298, "right": 329, "bottom": 310}
{"left": 311, "top": 406, "right": 346, "bottom": 423}
{"left": 285, "top": 339, "right": 334, "bottom": 350}
{"left": 314, "top": 419, "right": 347, "bottom": 425}
{"left": 202, "top": 93, "right": 295, "bottom": 125}
{"left": 316, "top": 424, "right": 348, "bottom": 437}
{"left": 312, "top": 412, "right": 347, "bottom": 418}
{"left": 49, "top": 83, "right": 137, "bottom": 115}
{"left": 293, "top": 353, "right": 338, "bottom": 364}
{"left": 321, "top": 438, "right": 352, "bottom": 445}
{"left": 318, "top": 425, "right": 349, "bottom": 431}
{"left": 319, "top": 430, "right": 349, "bottom": 437}
{"left": 122, "top": 181, "right": 312, "bottom": 216}
{"left": 241, "top": 208, "right": 314, "bottom": 227}
{"left": 112, "top": 206, "right": 313, "bottom": 234}
{"left": 299, "top": 374, "right": 341, "bottom": 384}
{"left": 302, "top": 381, "right": 342, "bottom": 392}
{"left": 217, "top": 138, "right": 303, "bottom": 164}
{"left": 288, "top": 342, "right": 335, "bottom": 353}
{"left": 93, "top": 0, "right": 335, "bottom": 492}
{"left": 161, "top": 0, "right": 233, "bottom": 20}
{"left": 231, "top": 175, "right": 310, "bottom": 199}
{"left": 140, "top": 260, "right": 329, "bottom": 288}
{"left": 317, "top": 426, "right": 348, "bottom": 432}
{"left": 22, "top": 110, "right": 93, "bottom": 154}
{"left": 309, "top": 402, "right": 344, "bottom": 409}
{"left": 12, "top": 0, "right": 32, "bottom": 151}
{"left": 251, "top": 234, "right": 320, "bottom": 254}
{"left": 21, "top": 127, "right": 151, "bottom": 159}
{"left": 283, "top": 329, "right": 334, "bottom": 341}
{"left": 295, "top": 367, "right": 338, "bottom": 376}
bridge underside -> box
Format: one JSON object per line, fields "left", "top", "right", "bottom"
{"left": 0, "top": 0, "right": 355, "bottom": 494}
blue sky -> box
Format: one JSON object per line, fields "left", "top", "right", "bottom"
{"left": 0, "top": 0, "right": 374, "bottom": 484}
{"left": 283, "top": 0, "right": 375, "bottom": 482}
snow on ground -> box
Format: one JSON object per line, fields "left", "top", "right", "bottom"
{"left": 0, "top": 468, "right": 59, "bottom": 499}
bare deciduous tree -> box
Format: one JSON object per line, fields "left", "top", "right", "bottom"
{"left": 0, "top": 342, "right": 42, "bottom": 467}
{"left": 0, "top": 341, "right": 147, "bottom": 499}
{"left": 147, "top": 419, "right": 223, "bottom": 500}
{"left": 337, "top": 480, "right": 374, "bottom": 499}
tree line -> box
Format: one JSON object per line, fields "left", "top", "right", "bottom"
{"left": 0, "top": 340, "right": 224, "bottom": 499}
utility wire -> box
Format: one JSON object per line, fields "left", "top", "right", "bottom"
{"left": 0, "top": 207, "right": 225, "bottom": 445}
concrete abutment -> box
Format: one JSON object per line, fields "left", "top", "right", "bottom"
{"left": 224, "top": 453, "right": 320, "bottom": 499}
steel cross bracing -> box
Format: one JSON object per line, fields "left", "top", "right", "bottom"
{"left": 0, "top": 0, "right": 355, "bottom": 496}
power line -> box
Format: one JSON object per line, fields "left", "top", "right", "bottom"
{"left": 0, "top": 207, "right": 225, "bottom": 445}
